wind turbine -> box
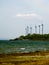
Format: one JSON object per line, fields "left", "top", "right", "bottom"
{"left": 30, "top": 27, "right": 32, "bottom": 34}
{"left": 27, "top": 26, "right": 29, "bottom": 35}
{"left": 25, "top": 28, "right": 27, "bottom": 35}
{"left": 35, "top": 25, "right": 37, "bottom": 34}
{"left": 38, "top": 25, "right": 40, "bottom": 34}
{"left": 41, "top": 24, "right": 43, "bottom": 35}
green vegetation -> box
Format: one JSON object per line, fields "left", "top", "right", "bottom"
{"left": 11, "top": 34, "right": 49, "bottom": 41}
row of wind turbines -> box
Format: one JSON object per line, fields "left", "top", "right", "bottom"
{"left": 25, "top": 24, "right": 43, "bottom": 35}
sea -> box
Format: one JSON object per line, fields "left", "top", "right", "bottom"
{"left": 0, "top": 40, "right": 49, "bottom": 54}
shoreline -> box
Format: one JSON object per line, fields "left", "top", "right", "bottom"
{"left": 0, "top": 50, "right": 49, "bottom": 55}
{"left": 0, "top": 51, "right": 49, "bottom": 65}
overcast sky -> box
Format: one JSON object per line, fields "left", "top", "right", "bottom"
{"left": 0, "top": 0, "right": 49, "bottom": 39}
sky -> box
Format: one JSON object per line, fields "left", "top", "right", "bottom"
{"left": 0, "top": 0, "right": 49, "bottom": 39}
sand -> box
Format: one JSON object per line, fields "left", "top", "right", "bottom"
{"left": 0, "top": 51, "right": 49, "bottom": 65}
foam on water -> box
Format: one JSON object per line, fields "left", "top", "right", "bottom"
{"left": 0, "top": 40, "right": 49, "bottom": 54}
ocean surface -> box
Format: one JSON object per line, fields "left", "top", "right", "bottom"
{"left": 0, "top": 40, "right": 49, "bottom": 54}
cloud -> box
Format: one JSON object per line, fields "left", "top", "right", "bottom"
{"left": 16, "top": 13, "right": 42, "bottom": 20}
{"left": 16, "top": 13, "right": 38, "bottom": 17}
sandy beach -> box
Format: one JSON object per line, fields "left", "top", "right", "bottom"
{"left": 0, "top": 51, "right": 49, "bottom": 65}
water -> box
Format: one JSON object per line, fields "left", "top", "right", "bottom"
{"left": 0, "top": 40, "right": 49, "bottom": 54}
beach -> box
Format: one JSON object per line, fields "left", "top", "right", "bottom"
{"left": 0, "top": 51, "right": 49, "bottom": 65}
{"left": 0, "top": 40, "right": 49, "bottom": 65}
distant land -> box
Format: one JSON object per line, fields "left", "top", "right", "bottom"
{"left": 10, "top": 34, "right": 49, "bottom": 41}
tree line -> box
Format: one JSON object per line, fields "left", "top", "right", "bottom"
{"left": 13, "top": 34, "right": 49, "bottom": 41}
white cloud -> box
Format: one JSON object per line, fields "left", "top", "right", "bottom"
{"left": 16, "top": 13, "right": 42, "bottom": 20}
{"left": 16, "top": 13, "right": 38, "bottom": 17}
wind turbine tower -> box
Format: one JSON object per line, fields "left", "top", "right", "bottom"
{"left": 25, "top": 28, "right": 27, "bottom": 35}
{"left": 42, "top": 24, "right": 43, "bottom": 35}
{"left": 27, "top": 26, "right": 29, "bottom": 35}
{"left": 35, "top": 25, "right": 37, "bottom": 34}
{"left": 39, "top": 25, "right": 40, "bottom": 34}
{"left": 30, "top": 27, "right": 32, "bottom": 34}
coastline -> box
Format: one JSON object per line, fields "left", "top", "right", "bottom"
{"left": 0, "top": 51, "right": 49, "bottom": 65}
{"left": 11, "top": 34, "right": 49, "bottom": 41}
